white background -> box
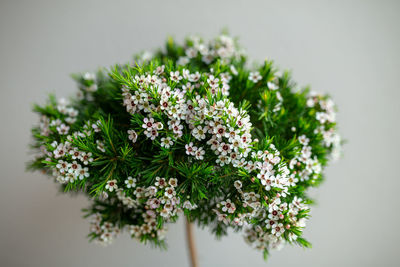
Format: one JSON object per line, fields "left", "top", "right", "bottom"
{"left": 0, "top": 0, "right": 399, "bottom": 266}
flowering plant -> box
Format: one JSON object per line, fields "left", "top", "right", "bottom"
{"left": 28, "top": 33, "right": 341, "bottom": 260}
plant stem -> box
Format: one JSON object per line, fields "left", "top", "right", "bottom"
{"left": 185, "top": 217, "right": 199, "bottom": 267}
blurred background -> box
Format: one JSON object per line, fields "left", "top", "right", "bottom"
{"left": 0, "top": 0, "right": 399, "bottom": 266}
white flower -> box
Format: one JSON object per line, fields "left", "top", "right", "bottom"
{"left": 296, "top": 218, "right": 307, "bottom": 228}
{"left": 183, "top": 69, "right": 190, "bottom": 80}
{"left": 161, "top": 137, "right": 173, "bottom": 149}
{"left": 207, "top": 75, "right": 219, "bottom": 88}
{"left": 155, "top": 122, "right": 164, "bottom": 130}
{"left": 56, "top": 124, "right": 70, "bottom": 135}
{"left": 145, "top": 186, "right": 158, "bottom": 198}
{"left": 142, "top": 117, "right": 155, "bottom": 130}
{"left": 83, "top": 72, "right": 95, "bottom": 81}
{"left": 307, "top": 97, "right": 316, "bottom": 107}
{"left": 268, "top": 209, "right": 281, "bottom": 220}
{"left": 164, "top": 187, "right": 176, "bottom": 198}
{"left": 129, "top": 225, "right": 141, "bottom": 238}
{"left": 170, "top": 122, "right": 183, "bottom": 137}
{"left": 202, "top": 54, "right": 214, "bottom": 64}
{"left": 170, "top": 71, "right": 182, "bottom": 82}
{"left": 77, "top": 167, "right": 90, "bottom": 180}
{"left": 140, "top": 224, "right": 152, "bottom": 234}
{"left": 232, "top": 217, "right": 244, "bottom": 226}
{"left": 155, "top": 177, "right": 167, "bottom": 188}
{"left": 168, "top": 178, "right": 178, "bottom": 187}
{"left": 105, "top": 180, "right": 118, "bottom": 192}
{"left": 96, "top": 140, "right": 106, "bottom": 152}
{"left": 260, "top": 174, "right": 274, "bottom": 191}
{"left": 131, "top": 91, "right": 142, "bottom": 105}
{"left": 56, "top": 160, "right": 68, "bottom": 174}
{"left": 185, "top": 142, "right": 197, "bottom": 156}
{"left": 125, "top": 177, "right": 137, "bottom": 188}
{"left": 186, "top": 47, "right": 197, "bottom": 58}
{"left": 177, "top": 56, "right": 189, "bottom": 65}
{"left": 68, "top": 161, "right": 81, "bottom": 174}
{"left": 122, "top": 197, "right": 136, "bottom": 208}
{"left": 207, "top": 137, "right": 220, "bottom": 151}
{"left": 234, "top": 180, "right": 242, "bottom": 190}
{"left": 133, "top": 187, "right": 145, "bottom": 198}
{"left": 160, "top": 99, "right": 171, "bottom": 110}
{"left": 267, "top": 81, "right": 279, "bottom": 90}
{"left": 298, "top": 135, "right": 309, "bottom": 145}
{"left": 144, "top": 129, "right": 159, "bottom": 140}
{"left": 167, "top": 105, "right": 181, "bottom": 119}
{"left": 63, "top": 173, "right": 75, "bottom": 183}
{"left": 183, "top": 200, "right": 198, "bottom": 210}
{"left": 92, "top": 121, "right": 101, "bottom": 132}
{"left": 288, "top": 232, "right": 298, "bottom": 242}
{"left": 115, "top": 188, "right": 125, "bottom": 200}
{"left": 216, "top": 154, "right": 230, "bottom": 166}
{"left": 214, "top": 124, "right": 227, "bottom": 139}
{"left": 53, "top": 144, "right": 66, "bottom": 159}
{"left": 218, "top": 142, "right": 232, "bottom": 156}
{"left": 154, "top": 65, "right": 165, "bottom": 75}
{"left": 214, "top": 210, "right": 228, "bottom": 225}
{"left": 271, "top": 223, "right": 285, "bottom": 237}
{"left": 70, "top": 149, "right": 81, "bottom": 160}
{"left": 57, "top": 98, "right": 68, "bottom": 114}
{"left": 188, "top": 72, "right": 201, "bottom": 82}
{"left": 287, "top": 175, "right": 298, "bottom": 186}
{"left": 147, "top": 198, "right": 161, "bottom": 209}
{"left": 248, "top": 71, "right": 262, "bottom": 83}
{"left": 99, "top": 232, "right": 113, "bottom": 244}
{"left": 65, "top": 116, "right": 76, "bottom": 124}
{"left": 80, "top": 152, "right": 93, "bottom": 165}
{"left": 128, "top": 130, "right": 138, "bottom": 143}
{"left": 265, "top": 219, "right": 276, "bottom": 229}
{"left": 194, "top": 147, "right": 205, "bottom": 160}
{"left": 316, "top": 112, "right": 327, "bottom": 124}
{"left": 192, "top": 125, "right": 207, "bottom": 140}
{"left": 160, "top": 208, "right": 171, "bottom": 218}
{"left": 221, "top": 199, "right": 236, "bottom": 214}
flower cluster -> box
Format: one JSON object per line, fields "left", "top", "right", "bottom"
{"left": 118, "top": 66, "right": 317, "bottom": 252}
{"left": 37, "top": 98, "right": 79, "bottom": 137}
{"left": 243, "top": 195, "right": 308, "bottom": 250}
{"left": 90, "top": 177, "right": 181, "bottom": 244}
{"left": 176, "top": 34, "right": 243, "bottom": 66}
{"left": 289, "top": 135, "right": 321, "bottom": 182}
{"left": 121, "top": 68, "right": 253, "bottom": 168}
{"left": 45, "top": 139, "right": 93, "bottom": 184}
{"left": 307, "top": 93, "right": 342, "bottom": 160}
{"left": 29, "top": 33, "right": 341, "bottom": 260}
{"left": 89, "top": 214, "right": 120, "bottom": 246}
{"left": 211, "top": 144, "right": 304, "bottom": 250}
{"left": 124, "top": 177, "right": 180, "bottom": 240}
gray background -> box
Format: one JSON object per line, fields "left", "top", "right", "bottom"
{"left": 0, "top": 0, "right": 399, "bottom": 266}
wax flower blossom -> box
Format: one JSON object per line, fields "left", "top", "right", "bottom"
{"left": 28, "top": 33, "right": 341, "bottom": 260}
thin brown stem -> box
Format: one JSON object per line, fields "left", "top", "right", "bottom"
{"left": 185, "top": 217, "right": 199, "bottom": 267}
